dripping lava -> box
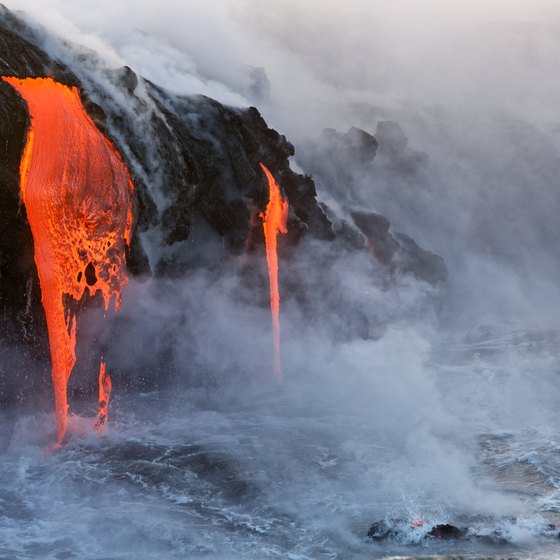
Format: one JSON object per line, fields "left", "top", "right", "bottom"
{"left": 259, "top": 163, "right": 288, "bottom": 383}
{"left": 2, "top": 76, "right": 134, "bottom": 443}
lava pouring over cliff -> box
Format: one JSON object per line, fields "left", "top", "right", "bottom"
{"left": 2, "top": 76, "right": 134, "bottom": 443}
{"left": 259, "top": 163, "right": 289, "bottom": 383}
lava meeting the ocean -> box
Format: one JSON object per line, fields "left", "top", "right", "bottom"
{"left": 259, "top": 163, "right": 289, "bottom": 383}
{"left": 96, "top": 359, "right": 112, "bottom": 429}
{"left": 2, "top": 76, "right": 134, "bottom": 443}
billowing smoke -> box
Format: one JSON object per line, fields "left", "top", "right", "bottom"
{"left": 2, "top": 1, "right": 560, "bottom": 556}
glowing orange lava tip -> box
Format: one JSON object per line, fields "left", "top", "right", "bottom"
{"left": 259, "top": 163, "right": 288, "bottom": 384}
{"left": 2, "top": 76, "right": 134, "bottom": 443}
{"left": 96, "top": 359, "right": 112, "bottom": 429}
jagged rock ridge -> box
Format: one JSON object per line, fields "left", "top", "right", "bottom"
{"left": 0, "top": 4, "right": 446, "bottom": 400}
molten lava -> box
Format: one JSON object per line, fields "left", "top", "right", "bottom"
{"left": 3, "top": 76, "right": 134, "bottom": 443}
{"left": 96, "top": 359, "right": 112, "bottom": 429}
{"left": 259, "top": 163, "right": 288, "bottom": 383}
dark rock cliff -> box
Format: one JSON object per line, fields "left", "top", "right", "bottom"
{"left": 0, "top": 4, "right": 446, "bottom": 400}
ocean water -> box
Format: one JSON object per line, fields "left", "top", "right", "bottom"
{"left": 1, "top": 325, "right": 559, "bottom": 560}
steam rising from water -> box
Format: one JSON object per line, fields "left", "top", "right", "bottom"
{"left": 2, "top": 1, "right": 560, "bottom": 558}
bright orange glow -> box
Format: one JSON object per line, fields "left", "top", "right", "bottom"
{"left": 2, "top": 77, "right": 134, "bottom": 443}
{"left": 259, "top": 163, "right": 288, "bottom": 383}
{"left": 96, "top": 359, "right": 112, "bottom": 429}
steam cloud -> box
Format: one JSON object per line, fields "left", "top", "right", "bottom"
{"left": 4, "top": 0, "right": 560, "bottom": 545}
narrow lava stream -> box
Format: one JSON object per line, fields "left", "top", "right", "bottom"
{"left": 259, "top": 163, "right": 288, "bottom": 383}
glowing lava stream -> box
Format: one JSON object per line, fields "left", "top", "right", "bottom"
{"left": 259, "top": 163, "right": 288, "bottom": 383}
{"left": 2, "top": 77, "right": 134, "bottom": 443}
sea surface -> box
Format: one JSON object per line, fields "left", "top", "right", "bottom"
{"left": 1, "top": 325, "right": 560, "bottom": 560}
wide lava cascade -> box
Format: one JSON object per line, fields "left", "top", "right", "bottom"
{"left": 259, "top": 163, "right": 288, "bottom": 383}
{"left": 2, "top": 76, "right": 134, "bottom": 443}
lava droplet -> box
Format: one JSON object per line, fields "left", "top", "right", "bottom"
{"left": 96, "top": 359, "right": 112, "bottom": 429}
{"left": 3, "top": 77, "right": 134, "bottom": 443}
{"left": 259, "top": 163, "right": 288, "bottom": 383}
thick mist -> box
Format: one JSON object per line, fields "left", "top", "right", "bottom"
{"left": 8, "top": 0, "right": 560, "bottom": 323}
{"left": 2, "top": 1, "right": 560, "bottom": 557}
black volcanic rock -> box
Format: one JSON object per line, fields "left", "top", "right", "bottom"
{"left": 375, "top": 120, "right": 408, "bottom": 154}
{"left": 0, "top": 5, "right": 442, "bottom": 288}
{"left": 0, "top": 12, "right": 76, "bottom": 84}
{"left": 0, "top": 5, "right": 334, "bottom": 276}
{"left": 428, "top": 523, "right": 468, "bottom": 540}
{"left": 305, "top": 127, "right": 379, "bottom": 203}
{"left": 393, "top": 232, "right": 447, "bottom": 284}
{"left": 0, "top": 4, "right": 340, "bottom": 395}
{"left": 0, "top": 4, "right": 447, "bottom": 398}
{"left": 351, "top": 211, "right": 447, "bottom": 283}
{"left": 112, "top": 65, "right": 138, "bottom": 94}
{"left": 322, "top": 126, "right": 379, "bottom": 164}
{"left": 375, "top": 120, "right": 429, "bottom": 173}
{"left": 367, "top": 520, "right": 397, "bottom": 541}
{"left": 301, "top": 122, "right": 443, "bottom": 282}
{"left": 367, "top": 519, "right": 553, "bottom": 544}
{"left": 0, "top": 64, "right": 46, "bottom": 350}
{"left": 367, "top": 518, "right": 560, "bottom": 545}
{"left": 350, "top": 211, "right": 395, "bottom": 263}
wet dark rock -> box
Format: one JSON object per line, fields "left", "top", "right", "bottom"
{"left": 393, "top": 232, "right": 448, "bottom": 284}
{"left": 332, "top": 218, "right": 367, "bottom": 251}
{"left": 0, "top": 7, "right": 76, "bottom": 84}
{"left": 0, "top": 4, "right": 447, "bottom": 397}
{"left": 0, "top": 4, "right": 442, "bottom": 291}
{"left": 367, "top": 518, "right": 560, "bottom": 545}
{"left": 0, "top": 3, "right": 333, "bottom": 273}
{"left": 0, "top": 58, "right": 51, "bottom": 406}
{"left": 0, "top": 79, "right": 37, "bottom": 338}
{"left": 111, "top": 65, "right": 138, "bottom": 93}
{"left": 125, "top": 231, "right": 151, "bottom": 279}
{"left": 375, "top": 120, "right": 429, "bottom": 173}
{"left": 351, "top": 211, "right": 447, "bottom": 284}
{"left": 350, "top": 210, "right": 396, "bottom": 264}
{"left": 0, "top": 6, "right": 331, "bottom": 319}
{"left": 323, "top": 126, "right": 379, "bottom": 164}
{"left": 375, "top": 120, "right": 408, "bottom": 155}
{"left": 94, "top": 441, "right": 260, "bottom": 504}
{"left": 300, "top": 121, "right": 443, "bottom": 282}
{"left": 367, "top": 520, "right": 398, "bottom": 541}
{"left": 428, "top": 523, "right": 468, "bottom": 540}
{"left": 475, "top": 533, "right": 509, "bottom": 545}
{"left": 366, "top": 519, "right": 489, "bottom": 544}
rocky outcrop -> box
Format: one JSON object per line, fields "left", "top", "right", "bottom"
{"left": 301, "top": 121, "right": 442, "bottom": 263}
{"left": 0, "top": 4, "right": 447, "bottom": 399}
{"left": 321, "top": 126, "right": 379, "bottom": 164}
{"left": 350, "top": 210, "right": 447, "bottom": 283}
{"left": 374, "top": 120, "right": 429, "bottom": 173}
{"left": 367, "top": 518, "right": 560, "bottom": 544}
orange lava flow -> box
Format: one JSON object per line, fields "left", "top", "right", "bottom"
{"left": 2, "top": 77, "right": 134, "bottom": 443}
{"left": 259, "top": 163, "right": 288, "bottom": 383}
{"left": 96, "top": 359, "right": 112, "bottom": 429}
